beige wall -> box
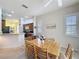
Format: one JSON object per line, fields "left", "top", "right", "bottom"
{"left": 36, "top": 3, "right": 79, "bottom": 50}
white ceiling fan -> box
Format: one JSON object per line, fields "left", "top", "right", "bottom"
{"left": 44, "top": 0, "right": 53, "bottom": 7}
{"left": 44, "top": 0, "right": 63, "bottom": 7}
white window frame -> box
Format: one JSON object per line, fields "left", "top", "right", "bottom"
{"left": 65, "top": 12, "right": 79, "bottom": 37}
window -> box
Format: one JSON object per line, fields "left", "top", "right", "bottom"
{"left": 65, "top": 15, "right": 77, "bottom": 36}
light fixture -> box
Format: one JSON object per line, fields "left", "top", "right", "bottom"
{"left": 7, "top": 14, "right": 12, "bottom": 17}
{"left": 58, "top": 0, "right": 62, "bottom": 7}
{"left": 44, "top": 0, "right": 53, "bottom": 7}
{"left": 11, "top": 11, "right": 14, "bottom": 14}
{"left": 7, "top": 10, "right": 14, "bottom": 17}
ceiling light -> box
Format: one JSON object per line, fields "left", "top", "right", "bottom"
{"left": 11, "top": 11, "right": 14, "bottom": 14}
{"left": 7, "top": 14, "right": 12, "bottom": 17}
{"left": 58, "top": 0, "right": 62, "bottom": 7}
{"left": 44, "top": 0, "right": 53, "bottom": 7}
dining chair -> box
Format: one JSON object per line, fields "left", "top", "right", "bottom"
{"left": 59, "top": 44, "right": 73, "bottom": 59}
{"left": 35, "top": 45, "right": 48, "bottom": 59}
{"left": 25, "top": 41, "right": 35, "bottom": 59}
{"left": 26, "top": 36, "right": 36, "bottom": 40}
{"left": 65, "top": 44, "right": 73, "bottom": 59}
{"left": 47, "top": 39, "right": 59, "bottom": 59}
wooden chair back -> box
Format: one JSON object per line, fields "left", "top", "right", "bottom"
{"left": 25, "top": 41, "right": 35, "bottom": 59}
{"left": 35, "top": 45, "right": 48, "bottom": 59}
{"left": 47, "top": 40, "right": 58, "bottom": 59}
{"left": 65, "top": 44, "right": 73, "bottom": 59}
{"left": 26, "top": 36, "right": 34, "bottom": 40}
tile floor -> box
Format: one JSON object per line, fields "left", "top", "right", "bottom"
{"left": 0, "top": 46, "right": 26, "bottom": 59}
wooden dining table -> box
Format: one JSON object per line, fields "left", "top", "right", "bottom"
{"left": 25, "top": 38, "right": 60, "bottom": 59}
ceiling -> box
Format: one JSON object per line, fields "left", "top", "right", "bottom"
{"left": 0, "top": 0, "right": 79, "bottom": 18}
